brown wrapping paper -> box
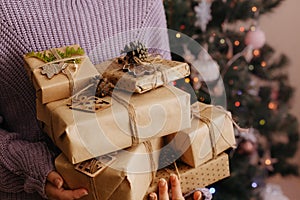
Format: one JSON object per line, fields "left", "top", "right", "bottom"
{"left": 24, "top": 44, "right": 99, "bottom": 104}
{"left": 37, "top": 85, "right": 191, "bottom": 164}
{"left": 56, "top": 138, "right": 163, "bottom": 200}
{"left": 165, "top": 102, "right": 236, "bottom": 168}
{"left": 145, "top": 153, "right": 230, "bottom": 198}
{"left": 95, "top": 58, "right": 190, "bottom": 93}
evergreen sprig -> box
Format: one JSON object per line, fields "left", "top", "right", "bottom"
{"left": 26, "top": 46, "right": 85, "bottom": 63}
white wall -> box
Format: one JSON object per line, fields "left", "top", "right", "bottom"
{"left": 260, "top": 0, "right": 300, "bottom": 119}
{"left": 260, "top": 1, "right": 300, "bottom": 198}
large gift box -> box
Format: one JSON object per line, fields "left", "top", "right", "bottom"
{"left": 144, "top": 153, "right": 230, "bottom": 198}
{"left": 24, "top": 44, "right": 99, "bottom": 104}
{"left": 165, "top": 102, "right": 236, "bottom": 168}
{"left": 56, "top": 138, "right": 163, "bottom": 200}
{"left": 95, "top": 58, "right": 190, "bottom": 93}
{"left": 37, "top": 85, "right": 191, "bottom": 164}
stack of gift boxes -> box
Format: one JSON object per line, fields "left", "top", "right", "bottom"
{"left": 24, "top": 44, "right": 236, "bottom": 200}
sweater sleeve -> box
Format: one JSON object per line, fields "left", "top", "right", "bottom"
{"left": 0, "top": 82, "right": 55, "bottom": 198}
{"left": 0, "top": 128, "right": 54, "bottom": 198}
{"left": 0, "top": 11, "right": 55, "bottom": 197}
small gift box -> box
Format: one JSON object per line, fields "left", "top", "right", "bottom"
{"left": 165, "top": 102, "right": 236, "bottom": 168}
{"left": 55, "top": 138, "right": 163, "bottom": 200}
{"left": 37, "top": 85, "right": 191, "bottom": 164}
{"left": 145, "top": 153, "right": 230, "bottom": 198}
{"left": 95, "top": 57, "right": 190, "bottom": 94}
{"left": 24, "top": 44, "right": 99, "bottom": 104}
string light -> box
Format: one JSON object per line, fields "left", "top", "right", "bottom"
{"left": 229, "top": 80, "right": 234, "bottom": 85}
{"left": 176, "top": 32, "right": 181, "bottom": 38}
{"left": 261, "top": 61, "right": 267, "bottom": 67}
{"left": 265, "top": 159, "right": 272, "bottom": 165}
{"left": 199, "top": 96, "right": 205, "bottom": 102}
{"left": 235, "top": 101, "right": 241, "bottom": 107}
{"left": 220, "top": 38, "right": 225, "bottom": 44}
{"left": 193, "top": 77, "right": 199, "bottom": 83}
{"left": 209, "top": 187, "right": 216, "bottom": 194}
{"left": 248, "top": 65, "right": 254, "bottom": 71}
{"left": 268, "top": 102, "right": 277, "bottom": 110}
{"left": 234, "top": 40, "right": 240, "bottom": 46}
{"left": 184, "top": 77, "right": 190, "bottom": 83}
{"left": 237, "top": 90, "right": 242, "bottom": 95}
{"left": 252, "top": 6, "right": 258, "bottom": 12}
{"left": 233, "top": 66, "right": 238, "bottom": 70}
{"left": 259, "top": 119, "right": 266, "bottom": 126}
{"left": 239, "top": 26, "right": 245, "bottom": 32}
{"left": 251, "top": 182, "right": 258, "bottom": 188}
{"left": 180, "top": 24, "right": 185, "bottom": 30}
{"left": 253, "top": 49, "right": 260, "bottom": 56}
{"left": 250, "top": 26, "right": 256, "bottom": 31}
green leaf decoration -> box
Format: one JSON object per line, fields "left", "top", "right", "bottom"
{"left": 25, "top": 46, "right": 85, "bottom": 63}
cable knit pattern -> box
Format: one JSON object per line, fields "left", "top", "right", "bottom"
{"left": 0, "top": 0, "right": 170, "bottom": 199}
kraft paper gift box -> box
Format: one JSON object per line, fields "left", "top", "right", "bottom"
{"left": 55, "top": 138, "right": 163, "bottom": 200}
{"left": 165, "top": 102, "right": 236, "bottom": 168}
{"left": 95, "top": 57, "right": 190, "bottom": 93}
{"left": 24, "top": 44, "right": 99, "bottom": 104}
{"left": 144, "top": 153, "right": 230, "bottom": 198}
{"left": 37, "top": 85, "right": 191, "bottom": 164}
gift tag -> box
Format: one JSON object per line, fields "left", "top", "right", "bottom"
{"left": 75, "top": 154, "right": 116, "bottom": 177}
{"left": 41, "top": 62, "right": 68, "bottom": 79}
{"left": 68, "top": 96, "right": 111, "bottom": 113}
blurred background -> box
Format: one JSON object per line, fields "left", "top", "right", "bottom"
{"left": 163, "top": 0, "right": 300, "bottom": 199}
{"left": 261, "top": 0, "right": 300, "bottom": 199}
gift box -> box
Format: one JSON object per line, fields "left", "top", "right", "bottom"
{"left": 95, "top": 57, "right": 190, "bottom": 93}
{"left": 55, "top": 138, "right": 163, "bottom": 200}
{"left": 24, "top": 44, "right": 99, "bottom": 104}
{"left": 144, "top": 153, "right": 230, "bottom": 198}
{"left": 165, "top": 102, "right": 236, "bottom": 168}
{"left": 37, "top": 85, "right": 191, "bottom": 164}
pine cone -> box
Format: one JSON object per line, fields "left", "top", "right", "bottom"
{"left": 121, "top": 41, "right": 148, "bottom": 63}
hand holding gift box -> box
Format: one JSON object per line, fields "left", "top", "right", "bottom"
{"left": 145, "top": 153, "right": 230, "bottom": 199}
{"left": 165, "top": 102, "right": 236, "bottom": 168}
{"left": 55, "top": 138, "right": 163, "bottom": 200}
{"left": 24, "top": 44, "right": 99, "bottom": 103}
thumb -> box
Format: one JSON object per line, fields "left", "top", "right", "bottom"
{"left": 47, "top": 171, "right": 64, "bottom": 189}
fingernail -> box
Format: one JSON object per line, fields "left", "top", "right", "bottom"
{"left": 194, "top": 191, "right": 202, "bottom": 200}
{"left": 82, "top": 190, "right": 89, "bottom": 196}
{"left": 170, "top": 173, "right": 177, "bottom": 182}
{"left": 54, "top": 179, "right": 62, "bottom": 188}
{"left": 159, "top": 178, "right": 166, "bottom": 187}
{"left": 149, "top": 193, "right": 156, "bottom": 200}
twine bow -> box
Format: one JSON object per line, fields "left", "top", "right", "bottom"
{"left": 117, "top": 54, "right": 169, "bottom": 89}
{"left": 191, "top": 102, "right": 244, "bottom": 159}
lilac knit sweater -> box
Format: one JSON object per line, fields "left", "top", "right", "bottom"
{"left": 0, "top": 1, "right": 170, "bottom": 199}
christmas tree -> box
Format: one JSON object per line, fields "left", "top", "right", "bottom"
{"left": 163, "top": 0, "right": 299, "bottom": 199}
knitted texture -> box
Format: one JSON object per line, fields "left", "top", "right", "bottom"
{"left": 0, "top": 0, "right": 170, "bottom": 199}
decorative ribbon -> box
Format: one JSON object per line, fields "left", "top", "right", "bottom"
{"left": 117, "top": 54, "right": 169, "bottom": 89}
{"left": 143, "top": 140, "right": 157, "bottom": 183}
{"left": 110, "top": 91, "right": 140, "bottom": 146}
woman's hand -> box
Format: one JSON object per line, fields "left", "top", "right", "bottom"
{"left": 45, "top": 171, "right": 88, "bottom": 200}
{"left": 149, "top": 174, "right": 203, "bottom": 200}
